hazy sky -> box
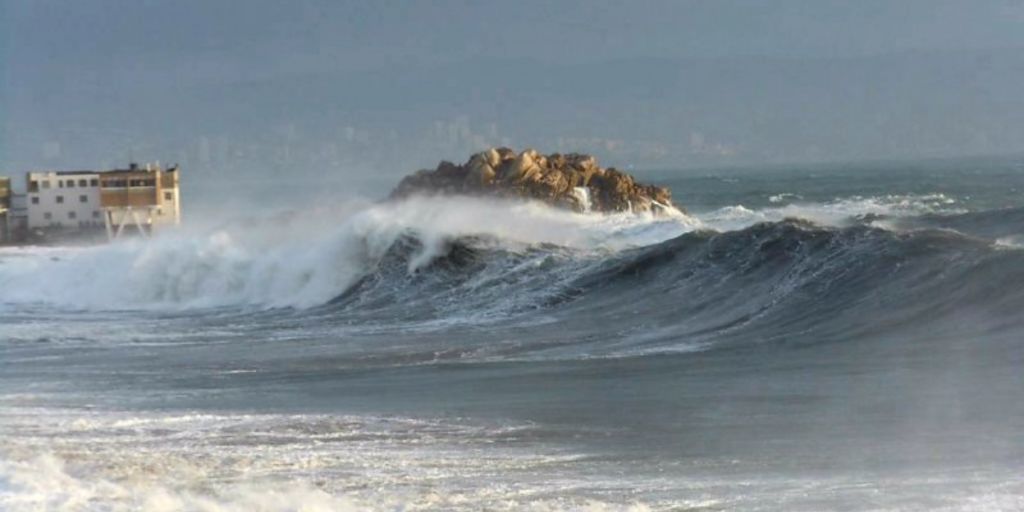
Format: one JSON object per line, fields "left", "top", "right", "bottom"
{"left": 3, "top": 0, "right": 1024, "bottom": 172}
{"left": 7, "top": 1, "right": 1024, "bottom": 76}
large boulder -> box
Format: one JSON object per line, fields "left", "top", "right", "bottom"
{"left": 389, "top": 148, "right": 682, "bottom": 215}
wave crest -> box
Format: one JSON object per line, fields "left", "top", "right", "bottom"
{"left": 2, "top": 195, "right": 1023, "bottom": 355}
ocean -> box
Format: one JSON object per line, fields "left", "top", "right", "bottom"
{"left": 2, "top": 156, "right": 1023, "bottom": 511}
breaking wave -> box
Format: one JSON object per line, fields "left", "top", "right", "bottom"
{"left": 4, "top": 189, "right": 1024, "bottom": 512}
{"left": 0, "top": 196, "right": 696, "bottom": 311}
{"left": 1, "top": 194, "right": 1022, "bottom": 354}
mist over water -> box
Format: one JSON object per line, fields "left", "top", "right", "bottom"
{"left": 3, "top": 158, "right": 1024, "bottom": 511}
{"left": 6, "top": 1, "right": 1024, "bottom": 508}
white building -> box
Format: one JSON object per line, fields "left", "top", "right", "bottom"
{"left": 25, "top": 171, "right": 104, "bottom": 230}
{"left": 22, "top": 163, "right": 182, "bottom": 240}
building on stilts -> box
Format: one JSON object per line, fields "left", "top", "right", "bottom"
{"left": 8, "top": 162, "right": 181, "bottom": 244}
{"left": 98, "top": 163, "right": 181, "bottom": 240}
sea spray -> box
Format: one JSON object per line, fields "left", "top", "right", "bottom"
{"left": 573, "top": 186, "right": 592, "bottom": 213}
{"left": 5, "top": 161, "right": 1024, "bottom": 512}
{"left": 0, "top": 196, "right": 696, "bottom": 311}
{"left": 0, "top": 192, "right": 990, "bottom": 313}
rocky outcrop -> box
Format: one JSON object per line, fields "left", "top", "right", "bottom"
{"left": 390, "top": 148, "right": 680, "bottom": 214}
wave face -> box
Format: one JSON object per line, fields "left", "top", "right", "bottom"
{"left": 0, "top": 195, "right": 679, "bottom": 307}
{"left": 2, "top": 193, "right": 1022, "bottom": 355}
{"left": 4, "top": 160, "right": 1024, "bottom": 511}
{"left": 577, "top": 217, "right": 1024, "bottom": 354}
{"left": 0, "top": 196, "right": 694, "bottom": 311}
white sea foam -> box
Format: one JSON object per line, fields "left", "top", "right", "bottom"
{"left": 995, "top": 235, "right": 1024, "bottom": 250}
{"left": 572, "top": 186, "right": 593, "bottom": 213}
{"left": 768, "top": 192, "right": 803, "bottom": 204}
{"left": 0, "top": 454, "right": 666, "bottom": 512}
{"left": 0, "top": 408, "right": 661, "bottom": 512}
{"left": 0, "top": 192, "right": 960, "bottom": 311}
{"left": 2, "top": 406, "right": 1022, "bottom": 512}
{"left": 702, "top": 193, "right": 962, "bottom": 232}
{"left": 0, "top": 196, "right": 699, "bottom": 311}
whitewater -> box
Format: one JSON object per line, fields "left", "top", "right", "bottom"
{"left": 2, "top": 157, "right": 1024, "bottom": 511}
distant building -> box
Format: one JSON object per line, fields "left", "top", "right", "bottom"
{"left": 21, "top": 162, "right": 181, "bottom": 242}
{"left": 0, "top": 177, "right": 27, "bottom": 245}
{"left": 25, "top": 170, "right": 104, "bottom": 231}
{"left": 0, "top": 176, "right": 11, "bottom": 243}
{"left": 0, "top": 177, "right": 9, "bottom": 207}
{"left": 98, "top": 163, "right": 181, "bottom": 240}
{"left": 6, "top": 194, "right": 28, "bottom": 244}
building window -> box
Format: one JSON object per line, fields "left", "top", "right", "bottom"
{"left": 156, "top": 208, "right": 163, "bottom": 215}
{"left": 58, "top": 180, "right": 64, "bottom": 188}
{"left": 79, "top": 179, "right": 88, "bottom": 187}
{"left": 31, "top": 196, "right": 39, "bottom": 205}
{"left": 56, "top": 196, "right": 64, "bottom": 204}
{"left": 68, "top": 211, "right": 77, "bottom": 220}
{"left": 44, "top": 212, "right": 52, "bottom": 220}
{"left": 42, "top": 181, "right": 51, "bottom": 189}
{"left": 164, "top": 192, "right": 173, "bottom": 201}
{"left": 90, "top": 179, "right": 99, "bottom": 187}
{"left": 92, "top": 211, "right": 101, "bottom": 219}
{"left": 67, "top": 180, "right": 75, "bottom": 188}
{"left": 80, "top": 195, "right": 88, "bottom": 203}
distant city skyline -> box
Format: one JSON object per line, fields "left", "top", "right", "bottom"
{"left": 3, "top": 1, "right": 1024, "bottom": 181}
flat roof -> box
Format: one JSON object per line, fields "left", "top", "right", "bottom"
{"left": 102, "top": 169, "right": 158, "bottom": 175}
{"left": 28, "top": 170, "right": 98, "bottom": 176}
{"left": 26, "top": 165, "right": 177, "bottom": 177}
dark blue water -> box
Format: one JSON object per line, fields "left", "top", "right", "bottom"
{"left": 2, "top": 156, "right": 1024, "bottom": 511}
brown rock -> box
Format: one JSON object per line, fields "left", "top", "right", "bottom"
{"left": 465, "top": 154, "right": 496, "bottom": 187}
{"left": 495, "top": 147, "right": 516, "bottom": 161}
{"left": 388, "top": 148, "right": 682, "bottom": 215}
{"left": 479, "top": 148, "right": 499, "bottom": 168}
